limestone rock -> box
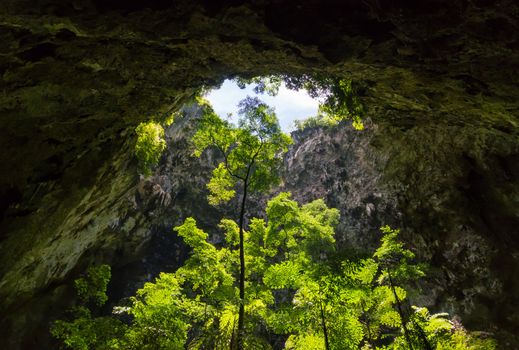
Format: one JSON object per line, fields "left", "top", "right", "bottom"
{"left": 0, "top": 1, "right": 518, "bottom": 348}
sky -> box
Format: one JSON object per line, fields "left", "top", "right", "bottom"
{"left": 205, "top": 79, "right": 319, "bottom": 132}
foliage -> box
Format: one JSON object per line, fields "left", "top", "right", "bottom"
{"left": 317, "top": 78, "right": 365, "bottom": 130}
{"left": 51, "top": 200, "right": 496, "bottom": 349}
{"left": 219, "top": 193, "right": 340, "bottom": 348}
{"left": 162, "top": 111, "right": 176, "bottom": 127}
{"left": 114, "top": 273, "right": 189, "bottom": 349}
{"left": 51, "top": 307, "right": 126, "bottom": 350}
{"left": 273, "top": 224, "right": 494, "bottom": 350}
{"left": 207, "top": 163, "right": 236, "bottom": 205}
{"left": 232, "top": 74, "right": 365, "bottom": 131}
{"left": 235, "top": 75, "right": 282, "bottom": 96}
{"left": 391, "top": 306, "right": 497, "bottom": 350}
{"left": 94, "top": 193, "right": 340, "bottom": 349}
{"left": 293, "top": 78, "right": 364, "bottom": 131}
{"left": 374, "top": 225, "right": 426, "bottom": 287}
{"left": 192, "top": 96, "right": 292, "bottom": 348}
{"left": 134, "top": 121, "right": 167, "bottom": 175}
{"left": 74, "top": 265, "right": 112, "bottom": 307}
{"left": 285, "top": 333, "right": 326, "bottom": 350}
{"left": 51, "top": 265, "right": 127, "bottom": 350}
{"left": 192, "top": 96, "right": 292, "bottom": 202}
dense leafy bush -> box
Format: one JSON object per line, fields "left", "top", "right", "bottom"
{"left": 52, "top": 101, "right": 495, "bottom": 350}
{"left": 52, "top": 199, "right": 495, "bottom": 350}
{"left": 134, "top": 121, "right": 166, "bottom": 175}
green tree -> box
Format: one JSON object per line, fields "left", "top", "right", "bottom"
{"left": 51, "top": 265, "right": 127, "bottom": 350}
{"left": 232, "top": 74, "right": 365, "bottom": 130}
{"left": 111, "top": 273, "right": 189, "bottom": 349}
{"left": 51, "top": 208, "right": 497, "bottom": 350}
{"left": 174, "top": 217, "right": 271, "bottom": 349}
{"left": 144, "top": 193, "right": 340, "bottom": 349}
{"left": 192, "top": 96, "right": 292, "bottom": 349}
{"left": 254, "top": 193, "right": 340, "bottom": 350}
{"left": 134, "top": 121, "right": 167, "bottom": 175}
{"left": 373, "top": 225, "right": 427, "bottom": 350}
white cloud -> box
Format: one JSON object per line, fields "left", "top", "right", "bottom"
{"left": 205, "top": 79, "right": 318, "bottom": 132}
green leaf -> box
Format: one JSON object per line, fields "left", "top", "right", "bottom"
{"left": 379, "top": 310, "right": 401, "bottom": 328}
{"left": 134, "top": 121, "right": 166, "bottom": 175}
{"left": 74, "top": 264, "right": 111, "bottom": 306}
{"left": 285, "top": 333, "right": 326, "bottom": 350}
{"left": 219, "top": 218, "right": 240, "bottom": 247}
{"left": 174, "top": 217, "right": 208, "bottom": 248}
{"left": 207, "top": 163, "right": 236, "bottom": 205}
{"left": 264, "top": 261, "right": 301, "bottom": 289}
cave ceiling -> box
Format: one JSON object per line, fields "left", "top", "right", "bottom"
{"left": 1, "top": 0, "right": 518, "bottom": 192}
{"left": 0, "top": 0, "right": 518, "bottom": 348}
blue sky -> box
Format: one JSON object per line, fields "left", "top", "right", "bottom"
{"left": 205, "top": 79, "right": 319, "bottom": 132}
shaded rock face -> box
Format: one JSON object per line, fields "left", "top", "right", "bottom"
{"left": 0, "top": 0, "right": 518, "bottom": 348}
{"left": 281, "top": 123, "right": 400, "bottom": 251}
{"left": 283, "top": 122, "right": 519, "bottom": 346}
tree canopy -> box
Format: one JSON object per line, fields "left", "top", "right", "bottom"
{"left": 52, "top": 194, "right": 496, "bottom": 350}
{"left": 192, "top": 96, "right": 292, "bottom": 349}
{"left": 52, "top": 98, "right": 496, "bottom": 350}
{"left": 192, "top": 96, "right": 292, "bottom": 204}
{"left": 232, "top": 75, "right": 365, "bottom": 131}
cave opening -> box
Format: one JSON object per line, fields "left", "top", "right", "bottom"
{"left": 1, "top": 1, "right": 518, "bottom": 349}
{"left": 205, "top": 78, "right": 320, "bottom": 132}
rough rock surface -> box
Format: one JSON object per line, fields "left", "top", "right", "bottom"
{"left": 0, "top": 0, "right": 518, "bottom": 348}
{"left": 282, "top": 121, "right": 519, "bottom": 346}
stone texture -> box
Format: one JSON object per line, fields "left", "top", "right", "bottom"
{"left": 282, "top": 121, "right": 519, "bottom": 346}
{"left": 0, "top": 0, "right": 518, "bottom": 348}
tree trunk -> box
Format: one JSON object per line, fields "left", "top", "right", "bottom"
{"left": 361, "top": 300, "right": 374, "bottom": 347}
{"left": 236, "top": 180, "right": 248, "bottom": 350}
{"left": 387, "top": 269, "right": 414, "bottom": 350}
{"left": 412, "top": 318, "right": 433, "bottom": 350}
{"left": 319, "top": 299, "right": 330, "bottom": 350}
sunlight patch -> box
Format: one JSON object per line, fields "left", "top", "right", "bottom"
{"left": 205, "top": 79, "right": 319, "bottom": 132}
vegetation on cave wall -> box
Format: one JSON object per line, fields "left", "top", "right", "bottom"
{"left": 0, "top": 1, "right": 518, "bottom": 349}
{"left": 51, "top": 102, "right": 497, "bottom": 350}
{"left": 134, "top": 121, "right": 167, "bottom": 175}
{"left": 51, "top": 197, "right": 496, "bottom": 349}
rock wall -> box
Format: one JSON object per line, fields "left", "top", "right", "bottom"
{"left": 107, "top": 107, "right": 519, "bottom": 350}
{"left": 114, "top": 108, "right": 519, "bottom": 348}
{"left": 282, "top": 121, "right": 519, "bottom": 346}
{"left": 0, "top": 0, "right": 518, "bottom": 348}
